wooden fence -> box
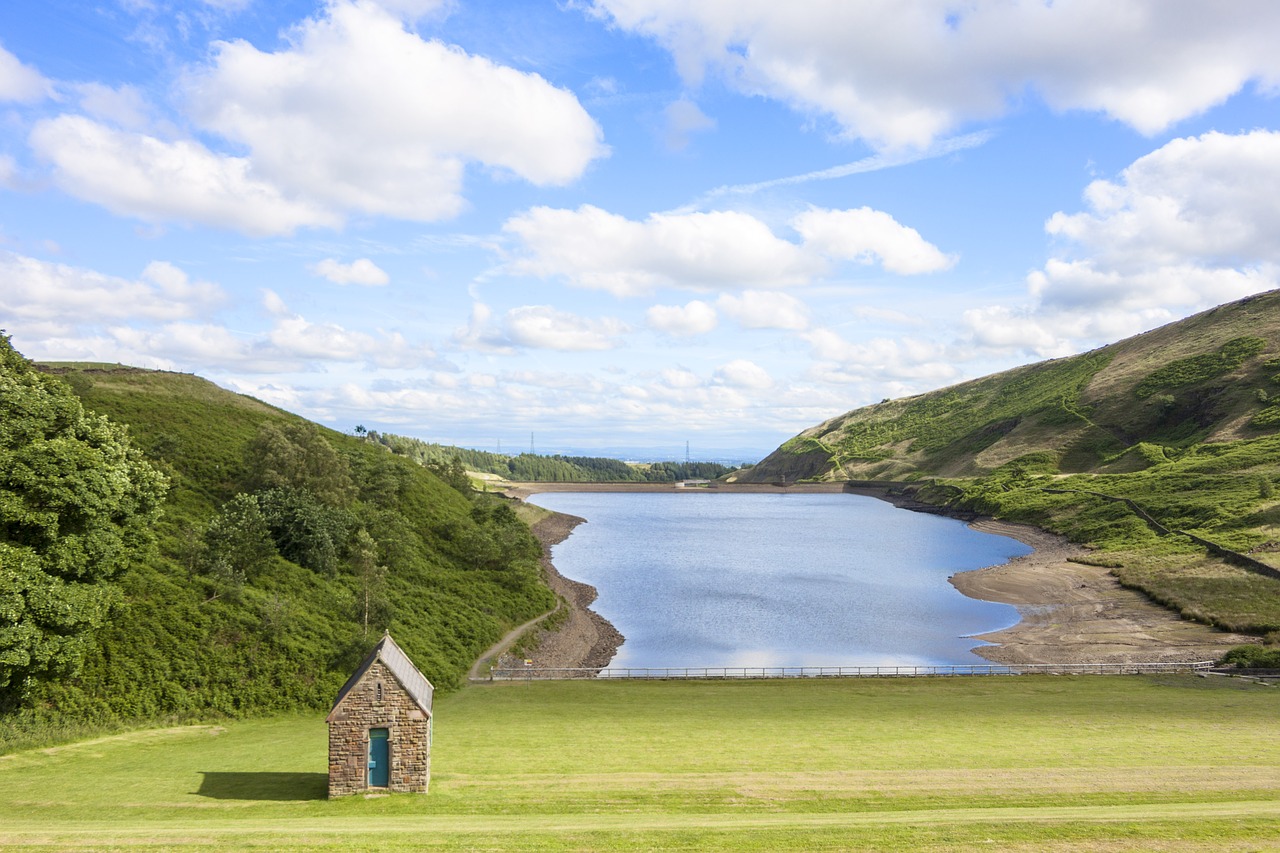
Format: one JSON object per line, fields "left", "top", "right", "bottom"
{"left": 488, "top": 660, "right": 1216, "bottom": 680}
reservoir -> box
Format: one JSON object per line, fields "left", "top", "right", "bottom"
{"left": 526, "top": 491, "right": 1033, "bottom": 668}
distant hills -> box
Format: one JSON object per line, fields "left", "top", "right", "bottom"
{"left": 740, "top": 289, "right": 1280, "bottom": 638}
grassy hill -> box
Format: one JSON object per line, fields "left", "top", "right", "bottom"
{"left": 5, "top": 360, "right": 555, "bottom": 742}
{"left": 740, "top": 290, "right": 1280, "bottom": 639}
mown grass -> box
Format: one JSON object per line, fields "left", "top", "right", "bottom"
{"left": 0, "top": 677, "right": 1277, "bottom": 850}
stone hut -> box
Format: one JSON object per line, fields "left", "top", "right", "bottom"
{"left": 327, "top": 632, "right": 433, "bottom": 797}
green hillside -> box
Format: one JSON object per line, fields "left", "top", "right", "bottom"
{"left": 2, "top": 341, "right": 554, "bottom": 741}
{"left": 742, "top": 290, "right": 1280, "bottom": 638}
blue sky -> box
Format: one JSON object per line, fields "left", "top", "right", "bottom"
{"left": 2, "top": 1, "right": 1279, "bottom": 461}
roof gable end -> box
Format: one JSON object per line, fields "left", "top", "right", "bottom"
{"left": 327, "top": 632, "right": 434, "bottom": 722}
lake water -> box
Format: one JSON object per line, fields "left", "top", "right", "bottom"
{"left": 526, "top": 491, "right": 1033, "bottom": 668}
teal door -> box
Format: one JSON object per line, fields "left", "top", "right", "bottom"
{"left": 367, "top": 728, "right": 389, "bottom": 787}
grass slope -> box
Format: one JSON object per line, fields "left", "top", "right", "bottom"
{"left": 7, "top": 364, "right": 554, "bottom": 739}
{"left": 0, "top": 676, "right": 1276, "bottom": 850}
{"left": 742, "top": 290, "right": 1280, "bottom": 639}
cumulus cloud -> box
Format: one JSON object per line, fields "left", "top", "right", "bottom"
{"left": 505, "top": 205, "right": 818, "bottom": 295}
{"left": 503, "top": 305, "right": 629, "bottom": 351}
{"left": 803, "top": 328, "right": 959, "bottom": 385}
{"left": 793, "top": 207, "right": 956, "bottom": 274}
{"left": 504, "top": 204, "right": 949, "bottom": 295}
{"left": 588, "top": 1, "right": 1280, "bottom": 149}
{"left": 713, "top": 358, "right": 773, "bottom": 390}
{"left": 646, "top": 300, "right": 718, "bottom": 336}
{"left": 310, "top": 257, "right": 390, "bottom": 286}
{"left": 183, "top": 0, "right": 605, "bottom": 222}
{"left": 74, "top": 83, "right": 153, "bottom": 130}
{"left": 716, "top": 290, "right": 809, "bottom": 331}
{"left": 1045, "top": 130, "right": 1280, "bottom": 274}
{"left": 452, "top": 301, "right": 629, "bottom": 352}
{"left": 29, "top": 2, "right": 604, "bottom": 235}
{"left": 0, "top": 253, "right": 225, "bottom": 324}
{"left": 30, "top": 116, "right": 339, "bottom": 236}
{"left": 0, "top": 44, "right": 51, "bottom": 102}
{"left": 966, "top": 129, "right": 1280, "bottom": 359}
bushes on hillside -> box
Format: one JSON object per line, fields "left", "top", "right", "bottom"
{"left": 0, "top": 335, "right": 167, "bottom": 709}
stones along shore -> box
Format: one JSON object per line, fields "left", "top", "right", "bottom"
{"left": 495, "top": 510, "right": 623, "bottom": 672}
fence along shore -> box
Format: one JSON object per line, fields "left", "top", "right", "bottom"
{"left": 488, "top": 660, "right": 1217, "bottom": 680}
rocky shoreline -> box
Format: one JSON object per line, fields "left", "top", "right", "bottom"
{"left": 502, "top": 482, "right": 1253, "bottom": 670}
{"left": 495, "top": 511, "right": 623, "bottom": 671}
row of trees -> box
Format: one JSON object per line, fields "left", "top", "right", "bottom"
{"left": 367, "top": 432, "right": 740, "bottom": 483}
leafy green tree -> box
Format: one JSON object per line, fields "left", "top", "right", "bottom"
{"left": 243, "top": 421, "right": 355, "bottom": 506}
{"left": 198, "top": 492, "right": 276, "bottom": 600}
{"left": 351, "top": 528, "right": 390, "bottom": 638}
{"left": 0, "top": 334, "right": 167, "bottom": 701}
{"left": 257, "top": 487, "right": 351, "bottom": 576}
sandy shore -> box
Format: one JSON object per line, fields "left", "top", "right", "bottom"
{"left": 503, "top": 482, "right": 1254, "bottom": 668}
{"left": 952, "top": 519, "right": 1257, "bottom": 665}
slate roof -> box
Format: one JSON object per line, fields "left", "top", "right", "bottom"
{"left": 327, "top": 632, "right": 434, "bottom": 721}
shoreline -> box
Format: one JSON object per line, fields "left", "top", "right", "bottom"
{"left": 503, "top": 481, "right": 1253, "bottom": 668}
{"left": 495, "top": 509, "right": 623, "bottom": 672}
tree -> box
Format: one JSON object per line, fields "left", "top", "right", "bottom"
{"left": 0, "top": 335, "right": 167, "bottom": 701}
{"left": 199, "top": 493, "right": 276, "bottom": 600}
{"left": 242, "top": 421, "right": 355, "bottom": 507}
{"left": 351, "top": 528, "right": 390, "bottom": 638}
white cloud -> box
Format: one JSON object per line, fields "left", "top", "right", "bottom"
{"left": 793, "top": 207, "right": 956, "bottom": 275}
{"left": 967, "top": 129, "right": 1280, "bottom": 359}
{"left": 0, "top": 44, "right": 51, "bottom": 102}
{"left": 589, "top": 1, "right": 1280, "bottom": 149}
{"left": 504, "top": 204, "right": 949, "bottom": 295}
{"left": 452, "top": 302, "right": 514, "bottom": 353}
{"left": 716, "top": 290, "right": 809, "bottom": 331}
{"left": 30, "top": 116, "right": 339, "bottom": 236}
{"left": 74, "top": 83, "right": 153, "bottom": 130}
{"left": 803, "top": 328, "right": 958, "bottom": 384}
{"left": 0, "top": 253, "right": 225, "bottom": 323}
{"left": 184, "top": 0, "right": 605, "bottom": 222}
{"left": 1046, "top": 130, "right": 1280, "bottom": 273}
{"left": 646, "top": 300, "right": 717, "bottom": 336}
{"left": 503, "top": 305, "right": 629, "bottom": 351}
{"left": 27, "top": 2, "right": 604, "bottom": 235}
{"left": 713, "top": 359, "right": 773, "bottom": 390}
{"left": 505, "top": 204, "right": 818, "bottom": 296}
{"left": 310, "top": 257, "right": 390, "bottom": 286}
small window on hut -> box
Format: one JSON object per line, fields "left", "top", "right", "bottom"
{"left": 376, "top": 682, "right": 384, "bottom": 703}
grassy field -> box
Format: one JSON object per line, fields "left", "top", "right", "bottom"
{"left": 1, "top": 676, "right": 1278, "bottom": 850}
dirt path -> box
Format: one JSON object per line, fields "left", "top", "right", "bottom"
{"left": 490, "top": 510, "right": 623, "bottom": 672}
{"left": 952, "top": 519, "right": 1258, "bottom": 665}
{"left": 467, "top": 603, "right": 561, "bottom": 681}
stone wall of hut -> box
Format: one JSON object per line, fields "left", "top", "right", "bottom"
{"left": 327, "top": 660, "right": 431, "bottom": 797}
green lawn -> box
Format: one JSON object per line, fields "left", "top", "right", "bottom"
{"left": 1, "top": 676, "right": 1278, "bottom": 850}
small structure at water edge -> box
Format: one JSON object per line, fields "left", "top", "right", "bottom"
{"left": 327, "top": 631, "right": 434, "bottom": 797}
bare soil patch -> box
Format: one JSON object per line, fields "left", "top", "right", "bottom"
{"left": 952, "top": 520, "right": 1257, "bottom": 665}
